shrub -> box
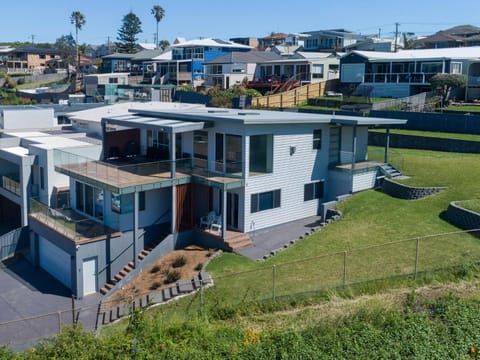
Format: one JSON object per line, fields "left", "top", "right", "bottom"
{"left": 150, "top": 281, "right": 161, "bottom": 290}
{"left": 150, "top": 265, "right": 161, "bottom": 274}
{"left": 164, "top": 270, "right": 181, "bottom": 284}
{"left": 172, "top": 255, "right": 186, "bottom": 268}
{"left": 194, "top": 263, "right": 203, "bottom": 271}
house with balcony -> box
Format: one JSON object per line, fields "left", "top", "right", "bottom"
{"left": 155, "top": 38, "right": 252, "bottom": 87}
{"left": 414, "top": 25, "right": 480, "bottom": 49}
{"left": 28, "top": 105, "right": 405, "bottom": 298}
{"left": 1, "top": 47, "right": 61, "bottom": 73}
{"left": 339, "top": 47, "right": 480, "bottom": 100}
{"left": 302, "top": 29, "right": 371, "bottom": 52}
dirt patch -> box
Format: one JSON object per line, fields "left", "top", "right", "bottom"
{"left": 103, "top": 245, "right": 214, "bottom": 309}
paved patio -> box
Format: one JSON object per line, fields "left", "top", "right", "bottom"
{"left": 238, "top": 215, "right": 324, "bottom": 261}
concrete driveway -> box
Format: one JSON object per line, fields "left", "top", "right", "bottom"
{"left": 0, "top": 257, "right": 100, "bottom": 351}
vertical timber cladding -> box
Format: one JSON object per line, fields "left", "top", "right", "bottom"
{"left": 176, "top": 183, "right": 193, "bottom": 231}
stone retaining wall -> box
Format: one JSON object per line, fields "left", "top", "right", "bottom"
{"left": 381, "top": 178, "right": 447, "bottom": 200}
{"left": 446, "top": 202, "right": 480, "bottom": 232}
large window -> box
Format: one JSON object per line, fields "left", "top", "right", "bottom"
{"left": 209, "top": 64, "right": 222, "bottom": 75}
{"left": 251, "top": 189, "right": 281, "bottom": 213}
{"left": 75, "top": 181, "right": 103, "bottom": 219}
{"left": 311, "top": 64, "right": 324, "bottom": 79}
{"left": 313, "top": 129, "right": 322, "bottom": 149}
{"left": 194, "top": 130, "right": 208, "bottom": 168}
{"left": 421, "top": 62, "right": 442, "bottom": 73}
{"left": 304, "top": 181, "right": 324, "bottom": 201}
{"left": 249, "top": 134, "right": 273, "bottom": 175}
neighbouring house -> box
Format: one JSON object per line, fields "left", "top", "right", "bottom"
{"left": 84, "top": 73, "right": 130, "bottom": 102}
{"left": 229, "top": 37, "right": 259, "bottom": 48}
{"left": 414, "top": 25, "right": 480, "bottom": 49}
{"left": 23, "top": 104, "right": 405, "bottom": 298}
{"left": 302, "top": 29, "right": 372, "bottom": 52}
{"left": 154, "top": 38, "right": 252, "bottom": 87}
{"left": 247, "top": 52, "right": 341, "bottom": 94}
{"left": 203, "top": 51, "right": 283, "bottom": 89}
{"left": 258, "top": 33, "right": 287, "bottom": 49}
{"left": 339, "top": 47, "right": 480, "bottom": 100}
{"left": 1, "top": 47, "right": 61, "bottom": 73}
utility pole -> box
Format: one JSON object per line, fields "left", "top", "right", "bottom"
{"left": 31, "top": 34, "right": 35, "bottom": 45}
{"left": 394, "top": 22, "right": 400, "bottom": 52}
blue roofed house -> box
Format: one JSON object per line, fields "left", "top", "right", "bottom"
{"left": 155, "top": 38, "right": 252, "bottom": 87}
{"left": 28, "top": 105, "right": 405, "bottom": 298}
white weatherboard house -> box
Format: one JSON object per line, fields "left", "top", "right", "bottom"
{"left": 24, "top": 106, "right": 405, "bottom": 298}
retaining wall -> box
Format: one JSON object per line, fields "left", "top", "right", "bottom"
{"left": 446, "top": 202, "right": 480, "bottom": 232}
{"left": 381, "top": 178, "right": 447, "bottom": 200}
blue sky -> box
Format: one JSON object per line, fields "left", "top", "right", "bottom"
{"left": 1, "top": 0, "right": 479, "bottom": 45}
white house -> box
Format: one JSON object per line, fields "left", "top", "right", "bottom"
{"left": 340, "top": 46, "right": 480, "bottom": 99}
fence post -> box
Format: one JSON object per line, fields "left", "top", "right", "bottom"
{"left": 414, "top": 237, "right": 420, "bottom": 280}
{"left": 343, "top": 251, "right": 348, "bottom": 288}
{"left": 71, "top": 294, "right": 76, "bottom": 326}
{"left": 57, "top": 311, "right": 62, "bottom": 333}
{"left": 200, "top": 279, "right": 204, "bottom": 316}
{"left": 272, "top": 265, "right": 277, "bottom": 301}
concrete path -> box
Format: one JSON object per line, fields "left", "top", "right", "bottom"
{"left": 238, "top": 215, "right": 324, "bottom": 261}
{"left": 0, "top": 257, "right": 100, "bottom": 351}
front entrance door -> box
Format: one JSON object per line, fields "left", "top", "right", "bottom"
{"left": 227, "top": 192, "right": 239, "bottom": 229}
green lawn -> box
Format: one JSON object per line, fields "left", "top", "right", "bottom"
{"left": 446, "top": 105, "right": 480, "bottom": 113}
{"left": 201, "top": 147, "right": 480, "bottom": 306}
{"left": 369, "top": 128, "right": 480, "bottom": 141}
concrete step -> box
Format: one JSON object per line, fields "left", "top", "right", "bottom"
{"left": 225, "top": 234, "right": 254, "bottom": 251}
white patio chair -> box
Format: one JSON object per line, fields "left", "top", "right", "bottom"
{"left": 200, "top": 211, "right": 216, "bottom": 229}
{"left": 210, "top": 215, "right": 222, "bottom": 233}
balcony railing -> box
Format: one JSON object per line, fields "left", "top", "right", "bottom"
{"left": 54, "top": 149, "right": 245, "bottom": 191}
{"left": 363, "top": 72, "right": 437, "bottom": 84}
{"left": 2, "top": 175, "right": 21, "bottom": 196}
{"left": 29, "top": 198, "right": 117, "bottom": 243}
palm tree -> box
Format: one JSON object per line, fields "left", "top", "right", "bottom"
{"left": 151, "top": 5, "right": 165, "bottom": 48}
{"left": 70, "top": 11, "right": 86, "bottom": 74}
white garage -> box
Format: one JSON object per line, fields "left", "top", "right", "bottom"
{"left": 39, "top": 236, "right": 71, "bottom": 289}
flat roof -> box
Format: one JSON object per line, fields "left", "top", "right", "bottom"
{"left": 125, "top": 107, "right": 407, "bottom": 126}
{"left": 352, "top": 46, "right": 480, "bottom": 61}
{"left": 102, "top": 114, "right": 206, "bottom": 134}
{"left": 0, "top": 146, "right": 30, "bottom": 157}
{"left": 67, "top": 101, "right": 205, "bottom": 123}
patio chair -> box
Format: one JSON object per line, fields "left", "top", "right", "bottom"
{"left": 200, "top": 211, "right": 216, "bottom": 229}
{"left": 210, "top": 215, "right": 222, "bottom": 233}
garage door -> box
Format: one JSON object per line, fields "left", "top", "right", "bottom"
{"left": 82, "top": 258, "right": 97, "bottom": 296}
{"left": 39, "top": 236, "right": 71, "bottom": 289}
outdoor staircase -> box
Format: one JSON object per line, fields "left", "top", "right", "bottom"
{"left": 100, "top": 252, "right": 148, "bottom": 295}
{"left": 378, "top": 163, "right": 402, "bottom": 178}
{"left": 224, "top": 233, "right": 254, "bottom": 251}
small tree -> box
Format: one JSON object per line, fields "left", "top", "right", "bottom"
{"left": 116, "top": 12, "right": 143, "bottom": 54}
{"left": 430, "top": 73, "right": 467, "bottom": 108}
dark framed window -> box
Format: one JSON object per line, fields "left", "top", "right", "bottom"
{"left": 313, "top": 129, "right": 322, "bottom": 149}
{"left": 40, "top": 167, "right": 45, "bottom": 190}
{"left": 251, "top": 189, "right": 281, "bottom": 213}
{"left": 249, "top": 134, "right": 273, "bottom": 174}
{"left": 139, "top": 191, "right": 146, "bottom": 211}
{"left": 304, "top": 181, "right": 324, "bottom": 201}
